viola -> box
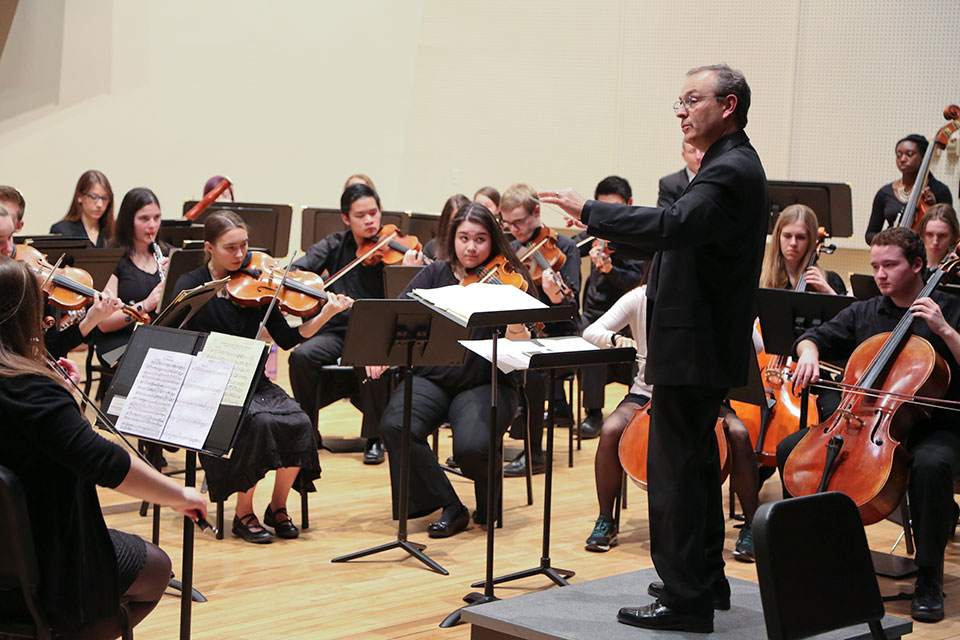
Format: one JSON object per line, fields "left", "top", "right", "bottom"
{"left": 460, "top": 254, "right": 544, "bottom": 336}
{"left": 783, "top": 250, "right": 960, "bottom": 524}
{"left": 322, "top": 224, "right": 426, "bottom": 290}
{"left": 898, "top": 105, "right": 960, "bottom": 232}
{"left": 518, "top": 227, "right": 574, "bottom": 299}
{"left": 225, "top": 251, "right": 329, "bottom": 317}
{"left": 13, "top": 243, "right": 150, "bottom": 325}
{"left": 618, "top": 401, "right": 730, "bottom": 488}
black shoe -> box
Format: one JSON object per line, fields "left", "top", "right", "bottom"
{"left": 617, "top": 601, "right": 713, "bottom": 633}
{"left": 733, "top": 524, "right": 754, "bottom": 563}
{"left": 232, "top": 513, "right": 275, "bottom": 544}
{"left": 264, "top": 505, "right": 299, "bottom": 539}
{"left": 648, "top": 579, "right": 730, "bottom": 611}
{"left": 579, "top": 410, "right": 603, "bottom": 439}
{"left": 363, "top": 439, "right": 385, "bottom": 465}
{"left": 911, "top": 571, "right": 945, "bottom": 622}
{"left": 503, "top": 452, "right": 545, "bottom": 477}
{"left": 445, "top": 456, "right": 459, "bottom": 469}
{"left": 585, "top": 514, "right": 618, "bottom": 552}
{"left": 427, "top": 505, "right": 469, "bottom": 538}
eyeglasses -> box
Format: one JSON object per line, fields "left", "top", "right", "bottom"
{"left": 499, "top": 212, "right": 533, "bottom": 230}
{"left": 673, "top": 94, "right": 724, "bottom": 114}
{"left": 83, "top": 193, "right": 110, "bottom": 204}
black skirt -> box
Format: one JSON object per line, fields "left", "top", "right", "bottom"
{"left": 109, "top": 529, "right": 147, "bottom": 594}
{"left": 200, "top": 378, "right": 321, "bottom": 502}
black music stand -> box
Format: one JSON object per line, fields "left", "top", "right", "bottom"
{"left": 383, "top": 265, "right": 424, "bottom": 299}
{"left": 330, "top": 299, "right": 469, "bottom": 575}
{"left": 56, "top": 247, "right": 125, "bottom": 290}
{"left": 183, "top": 201, "right": 292, "bottom": 257}
{"left": 408, "top": 290, "right": 574, "bottom": 628}
{"left": 471, "top": 339, "right": 635, "bottom": 591}
{"left": 768, "top": 181, "right": 853, "bottom": 238}
{"left": 102, "top": 324, "right": 267, "bottom": 640}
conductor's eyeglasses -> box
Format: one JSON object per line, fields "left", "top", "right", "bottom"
{"left": 673, "top": 94, "right": 723, "bottom": 113}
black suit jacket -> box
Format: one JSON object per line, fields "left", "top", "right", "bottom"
{"left": 657, "top": 168, "right": 690, "bottom": 208}
{"left": 583, "top": 130, "right": 768, "bottom": 388}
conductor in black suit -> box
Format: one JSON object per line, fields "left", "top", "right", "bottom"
{"left": 657, "top": 141, "right": 704, "bottom": 208}
{"left": 541, "top": 64, "right": 768, "bottom": 633}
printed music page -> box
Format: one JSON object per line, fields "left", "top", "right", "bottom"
{"left": 460, "top": 335, "right": 600, "bottom": 373}
{"left": 198, "top": 331, "right": 266, "bottom": 406}
{"left": 160, "top": 357, "right": 233, "bottom": 449}
{"left": 410, "top": 283, "right": 546, "bottom": 323}
{"left": 116, "top": 348, "right": 193, "bottom": 439}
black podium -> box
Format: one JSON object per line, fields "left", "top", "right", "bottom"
{"left": 330, "top": 299, "right": 469, "bottom": 575}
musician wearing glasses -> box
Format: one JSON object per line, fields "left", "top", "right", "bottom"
{"left": 50, "top": 169, "right": 115, "bottom": 248}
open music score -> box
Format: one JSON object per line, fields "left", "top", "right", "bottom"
{"left": 409, "top": 282, "right": 546, "bottom": 324}
{"left": 198, "top": 332, "right": 268, "bottom": 406}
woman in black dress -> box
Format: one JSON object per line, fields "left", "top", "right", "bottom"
{"left": 173, "top": 210, "right": 351, "bottom": 543}
{"left": 50, "top": 170, "right": 115, "bottom": 248}
{"left": 865, "top": 134, "right": 953, "bottom": 244}
{"left": 373, "top": 203, "right": 532, "bottom": 538}
{"left": 0, "top": 255, "right": 207, "bottom": 640}
{"left": 96, "top": 188, "right": 168, "bottom": 359}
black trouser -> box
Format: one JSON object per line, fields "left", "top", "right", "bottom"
{"left": 288, "top": 330, "right": 390, "bottom": 441}
{"left": 778, "top": 426, "right": 960, "bottom": 570}
{"left": 648, "top": 384, "right": 728, "bottom": 615}
{"left": 379, "top": 376, "right": 519, "bottom": 520}
{"left": 580, "top": 361, "right": 635, "bottom": 411}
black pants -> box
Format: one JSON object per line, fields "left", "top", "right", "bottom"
{"left": 288, "top": 330, "right": 390, "bottom": 441}
{"left": 379, "top": 376, "right": 519, "bottom": 520}
{"left": 777, "top": 426, "right": 960, "bottom": 569}
{"left": 580, "top": 361, "right": 635, "bottom": 411}
{"left": 648, "top": 384, "right": 728, "bottom": 614}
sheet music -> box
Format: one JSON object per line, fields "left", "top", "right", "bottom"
{"left": 115, "top": 348, "right": 192, "bottom": 439}
{"left": 460, "top": 335, "right": 601, "bottom": 373}
{"left": 410, "top": 283, "right": 546, "bottom": 323}
{"left": 160, "top": 357, "right": 233, "bottom": 449}
{"left": 198, "top": 331, "right": 266, "bottom": 406}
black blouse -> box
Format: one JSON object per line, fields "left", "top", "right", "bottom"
{"left": 864, "top": 175, "right": 953, "bottom": 244}
{"left": 97, "top": 253, "right": 165, "bottom": 355}
{"left": 0, "top": 374, "right": 130, "bottom": 631}
{"left": 49, "top": 219, "right": 107, "bottom": 248}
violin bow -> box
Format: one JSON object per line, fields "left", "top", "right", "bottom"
{"left": 255, "top": 250, "right": 298, "bottom": 342}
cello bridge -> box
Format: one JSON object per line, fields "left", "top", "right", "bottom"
{"left": 837, "top": 409, "right": 864, "bottom": 428}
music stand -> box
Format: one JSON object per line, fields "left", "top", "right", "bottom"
{"left": 330, "top": 299, "right": 469, "bottom": 574}
{"left": 183, "top": 201, "right": 292, "bottom": 257}
{"left": 408, "top": 288, "right": 574, "bottom": 627}
{"left": 768, "top": 181, "right": 853, "bottom": 238}
{"left": 16, "top": 235, "right": 89, "bottom": 252}
{"left": 57, "top": 247, "right": 125, "bottom": 290}
{"left": 470, "top": 339, "right": 635, "bottom": 590}
{"left": 159, "top": 219, "right": 204, "bottom": 249}
{"left": 383, "top": 265, "right": 424, "bottom": 299}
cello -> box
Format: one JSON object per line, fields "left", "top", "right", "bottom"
{"left": 897, "top": 105, "right": 960, "bottom": 232}
{"left": 783, "top": 252, "right": 960, "bottom": 525}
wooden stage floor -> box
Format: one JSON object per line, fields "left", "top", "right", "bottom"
{"left": 83, "top": 350, "right": 960, "bottom": 639}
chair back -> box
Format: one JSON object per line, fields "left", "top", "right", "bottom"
{"left": 0, "top": 464, "right": 53, "bottom": 639}
{"left": 753, "top": 492, "right": 885, "bottom": 640}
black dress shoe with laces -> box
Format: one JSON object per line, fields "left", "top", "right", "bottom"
{"left": 363, "top": 439, "right": 385, "bottom": 465}
{"left": 503, "top": 452, "right": 545, "bottom": 477}
{"left": 911, "top": 571, "right": 945, "bottom": 622}
{"left": 579, "top": 410, "right": 603, "bottom": 439}
{"left": 617, "top": 601, "right": 713, "bottom": 633}
{"left": 264, "top": 505, "right": 300, "bottom": 539}
{"left": 648, "top": 579, "right": 730, "bottom": 611}
{"left": 232, "top": 513, "right": 275, "bottom": 544}
{"left": 427, "top": 505, "right": 469, "bottom": 538}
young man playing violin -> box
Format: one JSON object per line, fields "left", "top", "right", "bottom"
{"left": 499, "top": 182, "right": 581, "bottom": 477}
{"left": 781, "top": 227, "right": 960, "bottom": 623}
{"left": 289, "top": 183, "right": 420, "bottom": 464}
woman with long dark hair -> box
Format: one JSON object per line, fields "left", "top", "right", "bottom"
{"left": 50, "top": 170, "right": 115, "bottom": 248}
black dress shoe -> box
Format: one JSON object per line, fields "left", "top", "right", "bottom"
{"left": 363, "top": 439, "right": 385, "bottom": 465}
{"left": 503, "top": 452, "right": 545, "bottom": 477}
{"left": 232, "top": 514, "right": 274, "bottom": 544}
{"left": 579, "top": 410, "right": 603, "bottom": 439}
{"left": 911, "top": 572, "right": 945, "bottom": 622}
{"left": 617, "top": 601, "right": 713, "bottom": 633}
{"left": 264, "top": 505, "right": 300, "bottom": 539}
{"left": 444, "top": 456, "right": 459, "bottom": 469}
{"left": 648, "top": 579, "right": 730, "bottom": 611}
{"left": 427, "top": 505, "right": 469, "bottom": 538}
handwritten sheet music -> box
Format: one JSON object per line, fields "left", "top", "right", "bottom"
{"left": 198, "top": 331, "right": 266, "bottom": 406}
{"left": 116, "top": 348, "right": 192, "bottom": 439}
{"left": 410, "top": 283, "right": 546, "bottom": 323}
{"left": 161, "top": 357, "right": 233, "bottom": 449}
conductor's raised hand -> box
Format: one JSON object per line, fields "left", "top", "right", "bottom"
{"left": 538, "top": 188, "right": 587, "bottom": 222}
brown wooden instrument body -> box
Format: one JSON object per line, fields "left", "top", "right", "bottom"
{"left": 184, "top": 177, "right": 232, "bottom": 220}
{"left": 898, "top": 105, "right": 960, "bottom": 231}
{"left": 783, "top": 332, "right": 949, "bottom": 524}
{"left": 225, "top": 251, "right": 327, "bottom": 317}
{"left": 618, "top": 402, "right": 730, "bottom": 489}
{"left": 460, "top": 254, "right": 528, "bottom": 291}
{"left": 519, "top": 227, "right": 567, "bottom": 283}
{"left": 357, "top": 224, "right": 422, "bottom": 266}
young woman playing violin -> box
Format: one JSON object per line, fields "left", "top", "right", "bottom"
{"left": 499, "top": 183, "right": 581, "bottom": 477}
{"left": 173, "top": 211, "right": 352, "bottom": 544}
{"left": 0, "top": 255, "right": 207, "bottom": 640}
{"left": 369, "top": 202, "right": 534, "bottom": 537}
{"left": 50, "top": 170, "right": 115, "bottom": 248}
{"left": 779, "top": 227, "right": 960, "bottom": 623}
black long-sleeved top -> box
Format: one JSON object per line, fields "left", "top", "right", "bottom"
{"left": 173, "top": 263, "right": 304, "bottom": 350}
{"left": 864, "top": 176, "right": 952, "bottom": 244}
{"left": 511, "top": 229, "right": 581, "bottom": 336}
{"left": 292, "top": 229, "right": 385, "bottom": 334}
{"left": 573, "top": 231, "right": 646, "bottom": 325}
{"left": 793, "top": 290, "right": 960, "bottom": 430}
{"left": 0, "top": 374, "right": 130, "bottom": 632}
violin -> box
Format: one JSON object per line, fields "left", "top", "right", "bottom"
{"left": 322, "top": 224, "right": 426, "bottom": 289}
{"left": 225, "top": 250, "right": 329, "bottom": 317}
{"left": 618, "top": 401, "right": 730, "bottom": 488}
{"left": 518, "top": 227, "right": 574, "bottom": 299}
{"left": 13, "top": 243, "right": 150, "bottom": 325}
{"left": 782, "top": 250, "right": 960, "bottom": 524}
{"left": 898, "top": 105, "right": 960, "bottom": 232}
{"left": 460, "top": 254, "right": 544, "bottom": 336}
